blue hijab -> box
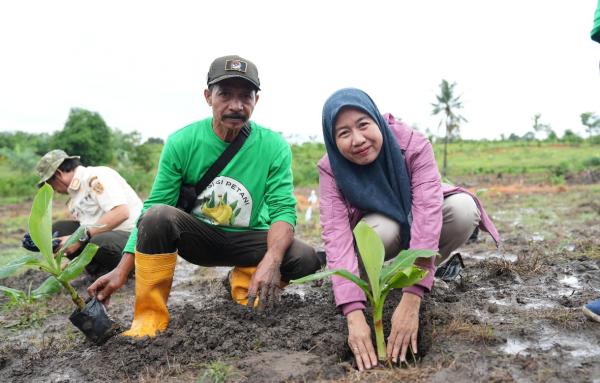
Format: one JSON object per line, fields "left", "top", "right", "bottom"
{"left": 322, "top": 88, "right": 412, "bottom": 246}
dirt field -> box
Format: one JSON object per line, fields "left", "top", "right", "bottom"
{"left": 0, "top": 181, "right": 599, "bottom": 382}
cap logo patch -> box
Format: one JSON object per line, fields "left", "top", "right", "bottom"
{"left": 225, "top": 59, "right": 247, "bottom": 73}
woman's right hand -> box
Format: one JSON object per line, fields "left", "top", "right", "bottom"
{"left": 347, "top": 310, "right": 378, "bottom": 371}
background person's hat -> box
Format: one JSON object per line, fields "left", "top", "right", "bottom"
{"left": 207, "top": 55, "right": 260, "bottom": 90}
{"left": 36, "top": 149, "right": 80, "bottom": 187}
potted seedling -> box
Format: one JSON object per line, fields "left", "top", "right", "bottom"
{"left": 291, "top": 221, "right": 436, "bottom": 364}
{"left": 0, "top": 183, "right": 120, "bottom": 344}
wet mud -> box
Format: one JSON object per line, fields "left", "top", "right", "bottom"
{"left": 0, "top": 185, "right": 599, "bottom": 382}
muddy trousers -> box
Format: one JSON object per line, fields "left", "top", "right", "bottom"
{"left": 52, "top": 220, "right": 127, "bottom": 277}
{"left": 363, "top": 192, "right": 481, "bottom": 265}
{"left": 136, "top": 204, "right": 323, "bottom": 282}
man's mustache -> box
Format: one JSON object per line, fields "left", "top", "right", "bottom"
{"left": 222, "top": 114, "right": 247, "bottom": 122}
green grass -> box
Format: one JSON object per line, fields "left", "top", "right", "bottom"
{"left": 434, "top": 141, "right": 600, "bottom": 178}
{"left": 197, "top": 361, "right": 240, "bottom": 383}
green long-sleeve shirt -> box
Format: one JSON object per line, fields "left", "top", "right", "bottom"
{"left": 593, "top": 0, "right": 600, "bottom": 43}
{"left": 124, "top": 118, "right": 296, "bottom": 254}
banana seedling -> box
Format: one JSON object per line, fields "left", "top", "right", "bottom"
{"left": 0, "top": 184, "right": 119, "bottom": 344}
{"left": 291, "top": 221, "right": 436, "bottom": 363}
{"left": 0, "top": 184, "right": 100, "bottom": 309}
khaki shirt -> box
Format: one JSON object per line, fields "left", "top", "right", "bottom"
{"left": 67, "top": 166, "right": 143, "bottom": 232}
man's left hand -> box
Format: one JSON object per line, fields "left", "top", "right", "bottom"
{"left": 247, "top": 256, "right": 282, "bottom": 309}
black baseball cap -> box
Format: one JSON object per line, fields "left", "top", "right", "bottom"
{"left": 207, "top": 55, "right": 260, "bottom": 91}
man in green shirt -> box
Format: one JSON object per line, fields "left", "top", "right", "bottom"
{"left": 88, "top": 55, "right": 323, "bottom": 337}
{"left": 593, "top": 0, "right": 600, "bottom": 43}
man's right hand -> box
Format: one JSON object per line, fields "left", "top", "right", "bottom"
{"left": 87, "top": 252, "right": 133, "bottom": 305}
{"left": 347, "top": 310, "right": 378, "bottom": 371}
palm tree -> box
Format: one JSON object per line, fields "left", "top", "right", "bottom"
{"left": 580, "top": 112, "right": 600, "bottom": 139}
{"left": 431, "top": 80, "right": 467, "bottom": 177}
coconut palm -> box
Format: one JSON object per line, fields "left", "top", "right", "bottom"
{"left": 431, "top": 80, "right": 467, "bottom": 177}
{"left": 580, "top": 112, "right": 600, "bottom": 139}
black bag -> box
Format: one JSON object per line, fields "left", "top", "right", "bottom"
{"left": 175, "top": 124, "right": 251, "bottom": 213}
{"left": 69, "top": 297, "right": 121, "bottom": 345}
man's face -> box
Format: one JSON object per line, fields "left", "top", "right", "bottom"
{"left": 47, "top": 170, "right": 69, "bottom": 194}
{"left": 204, "top": 78, "right": 259, "bottom": 133}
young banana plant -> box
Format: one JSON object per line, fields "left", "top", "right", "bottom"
{"left": 0, "top": 183, "right": 99, "bottom": 310}
{"left": 291, "top": 221, "right": 436, "bottom": 362}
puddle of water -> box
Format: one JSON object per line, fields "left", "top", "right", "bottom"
{"left": 283, "top": 283, "right": 309, "bottom": 299}
{"left": 559, "top": 275, "right": 581, "bottom": 289}
{"left": 489, "top": 298, "right": 511, "bottom": 306}
{"left": 501, "top": 330, "right": 600, "bottom": 359}
{"left": 502, "top": 338, "right": 530, "bottom": 354}
{"left": 564, "top": 244, "right": 576, "bottom": 252}
{"left": 488, "top": 297, "right": 556, "bottom": 309}
{"left": 531, "top": 233, "right": 544, "bottom": 242}
{"left": 462, "top": 251, "right": 518, "bottom": 262}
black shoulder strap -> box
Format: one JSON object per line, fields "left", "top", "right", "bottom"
{"left": 194, "top": 123, "right": 251, "bottom": 195}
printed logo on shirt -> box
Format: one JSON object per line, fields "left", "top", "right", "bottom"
{"left": 193, "top": 176, "right": 252, "bottom": 227}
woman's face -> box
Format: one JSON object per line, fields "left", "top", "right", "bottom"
{"left": 334, "top": 108, "right": 383, "bottom": 165}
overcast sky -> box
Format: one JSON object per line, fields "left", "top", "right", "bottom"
{"left": 0, "top": 1, "right": 598, "bottom": 143}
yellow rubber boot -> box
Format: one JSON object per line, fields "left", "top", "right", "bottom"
{"left": 122, "top": 251, "right": 177, "bottom": 338}
{"left": 230, "top": 266, "right": 258, "bottom": 307}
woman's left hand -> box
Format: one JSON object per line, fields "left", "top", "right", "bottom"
{"left": 386, "top": 293, "right": 421, "bottom": 364}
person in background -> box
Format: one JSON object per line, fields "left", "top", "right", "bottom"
{"left": 318, "top": 88, "right": 500, "bottom": 370}
{"left": 581, "top": 0, "right": 600, "bottom": 323}
{"left": 32, "top": 149, "right": 143, "bottom": 280}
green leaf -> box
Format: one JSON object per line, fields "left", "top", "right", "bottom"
{"left": 57, "top": 243, "right": 99, "bottom": 282}
{"left": 291, "top": 269, "right": 373, "bottom": 302}
{"left": 31, "top": 276, "right": 62, "bottom": 298}
{"left": 353, "top": 221, "right": 384, "bottom": 299}
{"left": 382, "top": 266, "right": 429, "bottom": 294}
{"left": 223, "top": 193, "right": 228, "bottom": 204}
{"left": 28, "top": 184, "right": 54, "bottom": 266}
{"left": 229, "top": 200, "right": 238, "bottom": 210}
{"left": 58, "top": 225, "right": 86, "bottom": 254}
{"left": 380, "top": 249, "right": 437, "bottom": 286}
{"left": 0, "top": 255, "right": 45, "bottom": 279}
{"left": 0, "top": 285, "right": 27, "bottom": 302}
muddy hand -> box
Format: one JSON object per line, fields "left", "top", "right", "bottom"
{"left": 387, "top": 293, "right": 421, "bottom": 364}
{"left": 247, "top": 259, "right": 282, "bottom": 309}
{"left": 87, "top": 267, "right": 127, "bottom": 306}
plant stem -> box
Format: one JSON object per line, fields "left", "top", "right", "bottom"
{"left": 60, "top": 280, "right": 85, "bottom": 310}
{"left": 373, "top": 300, "right": 386, "bottom": 362}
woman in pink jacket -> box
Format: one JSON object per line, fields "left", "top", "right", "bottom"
{"left": 319, "top": 88, "right": 499, "bottom": 370}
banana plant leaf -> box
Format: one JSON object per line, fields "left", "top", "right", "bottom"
{"left": 379, "top": 249, "right": 436, "bottom": 286}
{"left": 28, "top": 184, "right": 54, "bottom": 266}
{"left": 31, "top": 276, "right": 63, "bottom": 298}
{"left": 354, "top": 221, "right": 384, "bottom": 299}
{"left": 0, "top": 286, "right": 27, "bottom": 302}
{"left": 0, "top": 255, "right": 46, "bottom": 279}
{"left": 291, "top": 269, "right": 373, "bottom": 302}
{"left": 57, "top": 243, "right": 99, "bottom": 283}
{"left": 382, "top": 267, "right": 429, "bottom": 294}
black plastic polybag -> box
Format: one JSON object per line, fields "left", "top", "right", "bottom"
{"left": 69, "top": 297, "right": 121, "bottom": 345}
{"left": 22, "top": 231, "right": 61, "bottom": 253}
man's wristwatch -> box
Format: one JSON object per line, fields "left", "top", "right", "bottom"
{"left": 79, "top": 228, "right": 91, "bottom": 243}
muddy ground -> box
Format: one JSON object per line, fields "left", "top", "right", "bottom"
{"left": 0, "top": 182, "right": 599, "bottom": 382}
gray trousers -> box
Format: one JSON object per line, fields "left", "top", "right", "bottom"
{"left": 363, "top": 192, "right": 481, "bottom": 265}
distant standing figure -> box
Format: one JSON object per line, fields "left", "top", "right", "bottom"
{"left": 581, "top": 0, "right": 600, "bottom": 323}
{"left": 34, "top": 149, "right": 143, "bottom": 280}
{"left": 305, "top": 189, "right": 318, "bottom": 222}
